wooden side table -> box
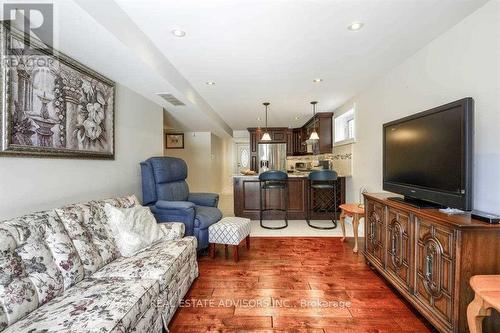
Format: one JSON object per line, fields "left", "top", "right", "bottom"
{"left": 467, "top": 275, "right": 500, "bottom": 333}
{"left": 339, "top": 203, "right": 365, "bottom": 253}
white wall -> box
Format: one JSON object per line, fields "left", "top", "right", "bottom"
{"left": 165, "top": 132, "right": 211, "bottom": 192}
{"left": 210, "top": 133, "right": 224, "bottom": 193}
{"left": 164, "top": 130, "right": 247, "bottom": 195}
{"left": 0, "top": 84, "right": 164, "bottom": 219}
{"left": 339, "top": 0, "right": 500, "bottom": 213}
{"left": 222, "top": 131, "right": 250, "bottom": 194}
{"left": 165, "top": 132, "right": 225, "bottom": 193}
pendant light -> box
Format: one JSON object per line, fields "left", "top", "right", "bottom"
{"left": 309, "top": 101, "right": 320, "bottom": 141}
{"left": 261, "top": 102, "right": 272, "bottom": 141}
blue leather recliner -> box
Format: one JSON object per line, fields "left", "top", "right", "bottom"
{"left": 140, "top": 156, "right": 222, "bottom": 250}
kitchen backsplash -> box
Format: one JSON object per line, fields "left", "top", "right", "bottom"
{"left": 287, "top": 144, "right": 353, "bottom": 176}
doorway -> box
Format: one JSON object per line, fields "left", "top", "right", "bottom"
{"left": 235, "top": 143, "right": 250, "bottom": 174}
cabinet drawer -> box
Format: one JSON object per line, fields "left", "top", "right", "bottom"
{"left": 364, "top": 199, "right": 386, "bottom": 267}
{"left": 386, "top": 208, "right": 412, "bottom": 292}
{"left": 414, "top": 216, "right": 456, "bottom": 329}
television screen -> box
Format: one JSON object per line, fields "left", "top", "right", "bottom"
{"left": 383, "top": 98, "right": 473, "bottom": 210}
{"left": 385, "top": 107, "right": 463, "bottom": 192}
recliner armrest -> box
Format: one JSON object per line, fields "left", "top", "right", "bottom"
{"left": 188, "top": 193, "right": 219, "bottom": 207}
{"left": 151, "top": 201, "right": 196, "bottom": 237}
{"left": 155, "top": 200, "right": 195, "bottom": 211}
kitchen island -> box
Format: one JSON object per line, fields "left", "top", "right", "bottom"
{"left": 233, "top": 173, "right": 346, "bottom": 220}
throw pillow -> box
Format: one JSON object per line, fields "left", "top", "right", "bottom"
{"left": 104, "top": 204, "right": 165, "bottom": 257}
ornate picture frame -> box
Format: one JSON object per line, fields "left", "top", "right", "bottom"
{"left": 165, "top": 133, "right": 184, "bottom": 149}
{"left": 0, "top": 23, "right": 115, "bottom": 159}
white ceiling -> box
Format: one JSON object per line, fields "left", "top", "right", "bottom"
{"left": 114, "top": 0, "right": 488, "bottom": 130}
{"left": 1, "top": 0, "right": 234, "bottom": 138}
{"left": 4, "top": 0, "right": 487, "bottom": 136}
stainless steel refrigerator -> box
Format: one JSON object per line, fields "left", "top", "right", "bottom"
{"left": 258, "top": 143, "right": 287, "bottom": 173}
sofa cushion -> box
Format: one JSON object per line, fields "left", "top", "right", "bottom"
{"left": 41, "top": 211, "right": 85, "bottom": 290}
{"left": 0, "top": 250, "right": 38, "bottom": 332}
{"left": 92, "top": 237, "right": 197, "bottom": 292}
{"left": 0, "top": 211, "right": 81, "bottom": 331}
{"left": 55, "top": 195, "right": 139, "bottom": 277}
{"left": 2, "top": 277, "right": 160, "bottom": 333}
{"left": 15, "top": 241, "right": 64, "bottom": 304}
{"left": 55, "top": 204, "right": 106, "bottom": 277}
{"left": 194, "top": 205, "right": 222, "bottom": 230}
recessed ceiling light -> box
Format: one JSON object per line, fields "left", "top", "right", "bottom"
{"left": 347, "top": 21, "right": 364, "bottom": 31}
{"left": 205, "top": 81, "right": 216, "bottom": 85}
{"left": 171, "top": 29, "right": 186, "bottom": 37}
{"left": 313, "top": 78, "right": 323, "bottom": 83}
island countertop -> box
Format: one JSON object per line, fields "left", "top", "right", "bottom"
{"left": 233, "top": 172, "right": 350, "bottom": 179}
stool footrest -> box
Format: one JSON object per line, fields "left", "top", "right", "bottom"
{"left": 260, "top": 219, "right": 288, "bottom": 230}
{"left": 307, "top": 219, "right": 337, "bottom": 230}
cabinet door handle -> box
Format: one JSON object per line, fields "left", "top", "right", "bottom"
{"left": 391, "top": 232, "right": 398, "bottom": 256}
{"left": 370, "top": 222, "right": 375, "bottom": 242}
{"left": 425, "top": 254, "right": 433, "bottom": 280}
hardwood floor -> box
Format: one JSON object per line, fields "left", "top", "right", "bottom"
{"left": 169, "top": 237, "right": 437, "bottom": 333}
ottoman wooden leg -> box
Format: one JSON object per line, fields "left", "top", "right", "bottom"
{"left": 209, "top": 243, "right": 215, "bottom": 259}
{"left": 233, "top": 245, "right": 239, "bottom": 262}
{"left": 224, "top": 244, "right": 228, "bottom": 259}
{"left": 246, "top": 236, "right": 250, "bottom": 250}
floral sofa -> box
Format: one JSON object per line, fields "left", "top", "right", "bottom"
{"left": 0, "top": 195, "right": 198, "bottom": 333}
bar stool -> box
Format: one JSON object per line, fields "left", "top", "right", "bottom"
{"left": 307, "top": 170, "right": 338, "bottom": 230}
{"left": 259, "top": 170, "right": 289, "bottom": 230}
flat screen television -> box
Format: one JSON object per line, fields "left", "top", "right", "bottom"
{"left": 383, "top": 98, "right": 474, "bottom": 210}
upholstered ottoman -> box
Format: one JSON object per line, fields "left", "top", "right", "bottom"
{"left": 208, "top": 217, "right": 251, "bottom": 262}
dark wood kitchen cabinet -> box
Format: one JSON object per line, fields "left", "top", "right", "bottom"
{"left": 248, "top": 127, "right": 288, "bottom": 145}
{"left": 272, "top": 129, "right": 287, "bottom": 142}
{"left": 363, "top": 193, "right": 500, "bottom": 333}
{"left": 303, "top": 112, "right": 333, "bottom": 154}
{"left": 234, "top": 175, "right": 345, "bottom": 220}
{"left": 292, "top": 128, "right": 305, "bottom": 155}
{"left": 247, "top": 112, "right": 333, "bottom": 167}
{"left": 248, "top": 127, "right": 289, "bottom": 171}
{"left": 286, "top": 129, "right": 294, "bottom": 156}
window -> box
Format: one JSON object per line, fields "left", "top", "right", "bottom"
{"left": 240, "top": 147, "right": 249, "bottom": 168}
{"left": 334, "top": 108, "right": 355, "bottom": 145}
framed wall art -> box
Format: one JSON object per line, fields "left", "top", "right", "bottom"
{"left": 0, "top": 23, "right": 115, "bottom": 159}
{"left": 165, "top": 133, "right": 184, "bottom": 149}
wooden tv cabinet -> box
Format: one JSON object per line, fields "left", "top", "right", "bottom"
{"left": 363, "top": 193, "right": 500, "bottom": 333}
